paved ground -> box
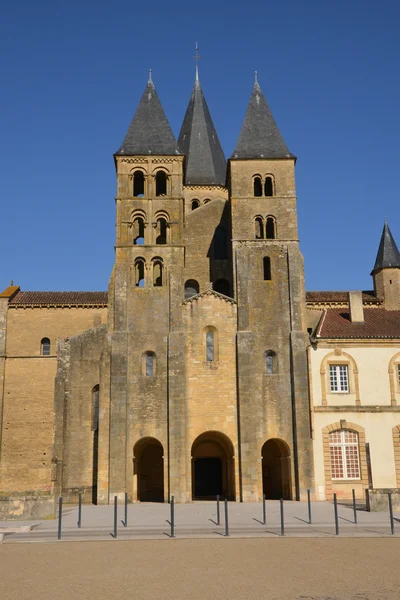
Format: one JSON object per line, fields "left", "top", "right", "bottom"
{"left": 1, "top": 538, "right": 400, "bottom": 600}
{"left": 1, "top": 500, "right": 399, "bottom": 542}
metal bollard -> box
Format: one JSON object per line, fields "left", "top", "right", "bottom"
{"left": 124, "top": 491, "right": 128, "bottom": 527}
{"left": 388, "top": 492, "right": 394, "bottom": 535}
{"left": 280, "top": 498, "right": 284, "bottom": 536}
{"left": 224, "top": 498, "right": 229, "bottom": 537}
{"left": 262, "top": 494, "right": 266, "bottom": 525}
{"left": 307, "top": 489, "right": 312, "bottom": 524}
{"left": 334, "top": 493, "right": 339, "bottom": 535}
{"left": 170, "top": 495, "right": 175, "bottom": 538}
{"left": 77, "top": 492, "right": 82, "bottom": 529}
{"left": 57, "top": 496, "right": 62, "bottom": 540}
{"left": 216, "top": 494, "right": 220, "bottom": 526}
{"left": 352, "top": 489, "right": 357, "bottom": 524}
{"left": 113, "top": 495, "right": 118, "bottom": 539}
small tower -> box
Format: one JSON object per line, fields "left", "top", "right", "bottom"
{"left": 371, "top": 222, "right": 400, "bottom": 310}
{"left": 229, "top": 74, "right": 313, "bottom": 501}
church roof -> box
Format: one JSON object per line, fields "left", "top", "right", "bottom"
{"left": 115, "top": 74, "right": 179, "bottom": 156}
{"left": 9, "top": 291, "right": 108, "bottom": 307}
{"left": 231, "top": 74, "right": 294, "bottom": 160}
{"left": 178, "top": 75, "right": 226, "bottom": 186}
{"left": 371, "top": 222, "right": 400, "bottom": 274}
{"left": 316, "top": 308, "right": 400, "bottom": 339}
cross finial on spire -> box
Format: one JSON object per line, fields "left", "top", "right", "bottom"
{"left": 193, "top": 42, "right": 201, "bottom": 82}
{"left": 148, "top": 69, "right": 153, "bottom": 85}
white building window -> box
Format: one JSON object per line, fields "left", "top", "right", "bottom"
{"left": 329, "top": 430, "right": 360, "bottom": 480}
{"left": 329, "top": 364, "right": 349, "bottom": 392}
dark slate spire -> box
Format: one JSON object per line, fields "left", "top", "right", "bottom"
{"left": 177, "top": 70, "right": 226, "bottom": 186}
{"left": 231, "top": 72, "right": 294, "bottom": 159}
{"left": 115, "top": 72, "right": 179, "bottom": 156}
{"left": 371, "top": 222, "right": 400, "bottom": 274}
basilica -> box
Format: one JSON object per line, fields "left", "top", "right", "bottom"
{"left": 0, "top": 68, "right": 399, "bottom": 518}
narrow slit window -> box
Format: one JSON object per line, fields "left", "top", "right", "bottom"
{"left": 255, "top": 217, "right": 264, "bottom": 239}
{"left": 206, "top": 331, "right": 214, "bottom": 362}
{"left": 145, "top": 352, "right": 155, "bottom": 376}
{"left": 133, "top": 171, "right": 145, "bottom": 197}
{"left": 264, "top": 177, "right": 273, "bottom": 196}
{"left": 41, "top": 337, "right": 51, "bottom": 356}
{"left": 263, "top": 257, "right": 271, "bottom": 281}
{"left": 265, "top": 350, "right": 277, "bottom": 374}
{"left": 265, "top": 216, "right": 276, "bottom": 239}
{"left": 155, "top": 171, "right": 167, "bottom": 196}
{"left": 153, "top": 260, "right": 163, "bottom": 287}
{"left": 92, "top": 385, "right": 100, "bottom": 431}
{"left": 135, "top": 260, "right": 145, "bottom": 287}
{"left": 156, "top": 218, "right": 167, "bottom": 244}
{"left": 254, "top": 177, "right": 262, "bottom": 197}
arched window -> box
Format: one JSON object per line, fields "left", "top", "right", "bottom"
{"left": 265, "top": 216, "right": 276, "bottom": 240}
{"left": 203, "top": 198, "right": 211, "bottom": 204}
{"left": 254, "top": 177, "right": 262, "bottom": 197}
{"left": 213, "top": 279, "right": 230, "bottom": 297}
{"left": 156, "top": 217, "right": 168, "bottom": 245}
{"left": 206, "top": 330, "right": 215, "bottom": 362}
{"left": 255, "top": 217, "right": 264, "bottom": 239}
{"left": 264, "top": 176, "right": 273, "bottom": 197}
{"left": 265, "top": 350, "right": 277, "bottom": 374}
{"left": 133, "top": 171, "right": 145, "bottom": 197}
{"left": 133, "top": 217, "right": 145, "bottom": 245}
{"left": 41, "top": 337, "right": 51, "bottom": 356}
{"left": 329, "top": 430, "right": 360, "bottom": 480}
{"left": 143, "top": 351, "right": 156, "bottom": 377}
{"left": 153, "top": 259, "right": 163, "bottom": 287}
{"left": 185, "top": 279, "right": 199, "bottom": 299}
{"left": 263, "top": 257, "right": 271, "bottom": 281}
{"left": 135, "top": 259, "right": 145, "bottom": 287}
{"left": 92, "top": 385, "right": 100, "bottom": 431}
{"left": 155, "top": 171, "right": 167, "bottom": 196}
{"left": 191, "top": 199, "right": 200, "bottom": 211}
{"left": 213, "top": 227, "right": 228, "bottom": 260}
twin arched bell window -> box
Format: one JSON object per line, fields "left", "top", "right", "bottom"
{"left": 132, "top": 170, "right": 168, "bottom": 197}
{"left": 255, "top": 216, "right": 276, "bottom": 239}
{"left": 131, "top": 211, "right": 169, "bottom": 245}
{"left": 135, "top": 258, "right": 164, "bottom": 287}
{"left": 254, "top": 176, "right": 274, "bottom": 197}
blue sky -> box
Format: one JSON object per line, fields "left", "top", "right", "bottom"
{"left": 1, "top": 0, "right": 399, "bottom": 291}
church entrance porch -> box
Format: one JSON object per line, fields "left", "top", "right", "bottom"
{"left": 133, "top": 438, "right": 164, "bottom": 502}
{"left": 261, "top": 439, "right": 292, "bottom": 500}
{"left": 191, "top": 432, "right": 235, "bottom": 500}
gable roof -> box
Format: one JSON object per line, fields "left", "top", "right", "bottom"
{"left": 371, "top": 222, "right": 400, "bottom": 274}
{"left": 183, "top": 289, "right": 236, "bottom": 305}
{"left": 178, "top": 77, "right": 226, "bottom": 186}
{"left": 9, "top": 291, "right": 108, "bottom": 307}
{"left": 316, "top": 308, "right": 400, "bottom": 339}
{"left": 115, "top": 75, "right": 179, "bottom": 156}
{"left": 231, "top": 75, "right": 294, "bottom": 160}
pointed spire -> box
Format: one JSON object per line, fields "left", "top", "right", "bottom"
{"left": 371, "top": 222, "right": 400, "bottom": 274}
{"left": 231, "top": 74, "right": 294, "bottom": 159}
{"left": 177, "top": 62, "right": 226, "bottom": 186}
{"left": 115, "top": 74, "right": 178, "bottom": 156}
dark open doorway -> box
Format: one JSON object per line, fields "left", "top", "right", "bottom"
{"left": 191, "top": 432, "right": 235, "bottom": 500}
{"left": 261, "top": 439, "right": 291, "bottom": 500}
{"left": 134, "top": 438, "right": 164, "bottom": 502}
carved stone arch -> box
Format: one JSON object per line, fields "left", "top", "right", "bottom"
{"left": 392, "top": 424, "right": 400, "bottom": 487}
{"left": 322, "top": 421, "right": 368, "bottom": 499}
{"left": 320, "top": 350, "right": 360, "bottom": 406}
{"left": 388, "top": 352, "right": 400, "bottom": 406}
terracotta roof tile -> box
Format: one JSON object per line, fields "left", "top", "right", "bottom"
{"left": 9, "top": 291, "right": 108, "bottom": 306}
{"left": 316, "top": 308, "right": 400, "bottom": 339}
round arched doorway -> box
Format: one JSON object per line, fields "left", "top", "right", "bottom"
{"left": 191, "top": 432, "right": 235, "bottom": 500}
{"left": 261, "top": 439, "right": 291, "bottom": 500}
{"left": 133, "top": 437, "right": 164, "bottom": 502}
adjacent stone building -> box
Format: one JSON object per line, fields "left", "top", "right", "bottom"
{"left": 0, "top": 69, "right": 399, "bottom": 518}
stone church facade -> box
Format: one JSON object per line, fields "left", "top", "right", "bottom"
{"left": 0, "top": 71, "right": 399, "bottom": 518}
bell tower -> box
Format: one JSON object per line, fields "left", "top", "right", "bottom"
{"left": 371, "top": 222, "right": 400, "bottom": 311}
{"left": 100, "top": 73, "right": 185, "bottom": 503}
{"left": 229, "top": 74, "right": 314, "bottom": 501}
